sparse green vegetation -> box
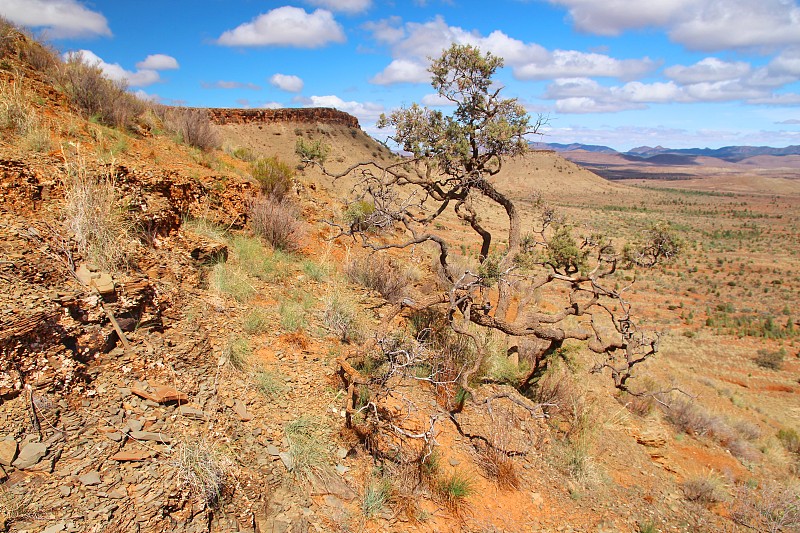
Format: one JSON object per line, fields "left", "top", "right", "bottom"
{"left": 225, "top": 336, "right": 252, "bottom": 370}
{"left": 174, "top": 442, "right": 233, "bottom": 507}
{"left": 295, "top": 137, "right": 330, "bottom": 165}
{"left": 251, "top": 156, "right": 294, "bottom": 200}
{"left": 362, "top": 477, "right": 391, "bottom": 517}
{"left": 285, "top": 416, "right": 330, "bottom": 481}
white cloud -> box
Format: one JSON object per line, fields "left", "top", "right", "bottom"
{"left": 747, "top": 93, "right": 800, "bottom": 105}
{"left": 0, "top": 0, "right": 111, "bottom": 39}
{"left": 202, "top": 81, "right": 262, "bottom": 90}
{"left": 65, "top": 50, "right": 160, "bottom": 87}
{"left": 136, "top": 54, "right": 179, "bottom": 71}
{"left": 270, "top": 74, "right": 304, "bottom": 93}
{"left": 421, "top": 93, "right": 456, "bottom": 106}
{"left": 554, "top": 97, "right": 644, "bottom": 114}
{"left": 370, "top": 59, "right": 430, "bottom": 85}
{"left": 260, "top": 102, "right": 284, "bottom": 109}
{"left": 514, "top": 50, "right": 656, "bottom": 81}
{"left": 665, "top": 57, "right": 751, "bottom": 84}
{"left": 768, "top": 47, "right": 800, "bottom": 77}
{"left": 305, "top": 95, "right": 384, "bottom": 121}
{"left": 615, "top": 81, "right": 685, "bottom": 103}
{"left": 306, "top": 0, "right": 371, "bottom": 14}
{"left": 547, "top": 0, "right": 800, "bottom": 51}
{"left": 364, "top": 16, "right": 650, "bottom": 85}
{"left": 216, "top": 7, "right": 345, "bottom": 48}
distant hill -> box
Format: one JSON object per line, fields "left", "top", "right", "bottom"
{"left": 530, "top": 142, "right": 617, "bottom": 154}
{"left": 534, "top": 142, "right": 800, "bottom": 162}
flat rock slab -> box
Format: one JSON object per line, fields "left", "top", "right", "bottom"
{"left": 309, "top": 471, "right": 357, "bottom": 501}
{"left": 0, "top": 439, "right": 18, "bottom": 466}
{"left": 79, "top": 470, "right": 101, "bottom": 486}
{"left": 131, "top": 384, "right": 188, "bottom": 404}
{"left": 12, "top": 442, "right": 47, "bottom": 469}
{"left": 178, "top": 405, "right": 206, "bottom": 420}
{"left": 110, "top": 450, "right": 152, "bottom": 462}
{"left": 129, "top": 431, "right": 171, "bottom": 443}
{"left": 233, "top": 400, "right": 254, "bottom": 421}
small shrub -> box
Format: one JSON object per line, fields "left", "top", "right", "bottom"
{"left": 58, "top": 53, "right": 145, "bottom": 129}
{"left": 225, "top": 336, "right": 251, "bottom": 370}
{"left": 160, "top": 107, "right": 219, "bottom": 151}
{"left": 362, "top": 477, "right": 391, "bottom": 517}
{"left": 174, "top": 442, "right": 233, "bottom": 507}
{"left": 777, "top": 428, "right": 800, "bottom": 454}
{"left": 232, "top": 146, "right": 255, "bottom": 161}
{"left": 344, "top": 200, "right": 377, "bottom": 231}
{"left": 754, "top": 348, "right": 785, "bottom": 370}
{"left": 243, "top": 309, "right": 270, "bottom": 335}
{"left": 211, "top": 262, "right": 255, "bottom": 302}
{"left": 322, "top": 291, "right": 362, "bottom": 343}
{"left": 302, "top": 259, "right": 330, "bottom": 281}
{"left": 637, "top": 520, "right": 658, "bottom": 533}
{"left": 249, "top": 195, "right": 306, "bottom": 253}
{"left": 253, "top": 371, "right": 285, "bottom": 398}
{"left": 682, "top": 471, "right": 726, "bottom": 504}
{"left": 231, "top": 235, "right": 291, "bottom": 281}
{"left": 63, "top": 154, "right": 136, "bottom": 271}
{"left": 730, "top": 480, "right": 800, "bottom": 532}
{"left": 279, "top": 300, "right": 307, "bottom": 332}
{"left": 295, "top": 137, "right": 330, "bottom": 165}
{"left": 344, "top": 255, "right": 411, "bottom": 303}
{"left": 251, "top": 156, "right": 294, "bottom": 200}
{"left": 285, "top": 416, "right": 329, "bottom": 482}
{"left": 476, "top": 444, "right": 520, "bottom": 489}
{"left": 436, "top": 471, "right": 474, "bottom": 508}
{"left": 0, "top": 78, "right": 34, "bottom": 134}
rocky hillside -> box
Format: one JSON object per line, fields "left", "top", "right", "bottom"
{"left": 1, "top": 23, "right": 798, "bottom": 533}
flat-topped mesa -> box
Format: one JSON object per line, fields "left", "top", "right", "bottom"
{"left": 205, "top": 107, "right": 360, "bottom": 129}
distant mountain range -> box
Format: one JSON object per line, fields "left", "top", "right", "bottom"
{"left": 530, "top": 143, "right": 800, "bottom": 163}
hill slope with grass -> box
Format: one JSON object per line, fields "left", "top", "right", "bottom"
{"left": 1, "top": 21, "right": 799, "bottom": 533}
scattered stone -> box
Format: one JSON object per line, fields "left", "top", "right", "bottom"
{"left": 335, "top": 447, "right": 348, "bottom": 460}
{"left": 129, "top": 431, "right": 171, "bottom": 443}
{"left": 309, "top": 471, "right": 357, "bottom": 501}
{"left": 449, "top": 458, "right": 460, "bottom": 466}
{"left": 42, "top": 523, "right": 66, "bottom": 533}
{"left": 0, "top": 439, "right": 17, "bottom": 466}
{"left": 79, "top": 471, "right": 102, "bottom": 486}
{"left": 266, "top": 445, "right": 281, "bottom": 456}
{"left": 12, "top": 442, "right": 47, "bottom": 469}
{"left": 110, "top": 450, "right": 152, "bottom": 462}
{"left": 104, "top": 432, "right": 124, "bottom": 442}
{"left": 125, "top": 419, "right": 145, "bottom": 433}
{"left": 335, "top": 464, "right": 349, "bottom": 475}
{"left": 59, "top": 485, "right": 71, "bottom": 496}
{"left": 0, "top": 465, "right": 6, "bottom": 481}
{"left": 178, "top": 405, "right": 206, "bottom": 420}
{"left": 279, "top": 452, "right": 294, "bottom": 471}
{"left": 232, "top": 400, "right": 254, "bottom": 421}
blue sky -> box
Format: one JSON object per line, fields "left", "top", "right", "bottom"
{"left": 3, "top": 0, "right": 800, "bottom": 150}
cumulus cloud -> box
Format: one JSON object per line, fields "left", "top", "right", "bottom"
{"left": 270, "top": 74, "right": 304, "bottom": 93}
{"left": 216, "top": 7, "right": 345, "bottom": 48}
{"left": 776, "top": 118, "right": 800, "bottom": 124}
{"left": 555, "top": 97, "right": 644, "bottom": 114}
{"left": 201, "top": 81, "right": 262, "bottom": 90}
{"left": 306, "top": 0, "right": 371, "bottom": 14}
{"left": 547, "top": 0, "right": 800, "bottom": 51}
{"left": 260, "top": 102, "right": 284, "bottom": 109}
{"left": 364, "top": 16, "right": 651, "bottom": 85}
{"left": 304, "top": 95, "right": 384, "bottom": 121}
{"left": 665, "top": 57, "right": 750, "bottom": 84}
{"left": 65, "top": 50, "right": 161, "bottom": 87}
{"left": 421, "top": 93, "right": 457, "bottom": 106}
{"left": 0, "top": 0, "right": 111, "bottom": 39}
{"left": 370, "top": 59, "right": 430, "bottom": 85}
{"left": 136, "top": 54, "right": 179, "bottom": 71}
{"left": 514, "top": 50, "right": 656, "bottom": 81}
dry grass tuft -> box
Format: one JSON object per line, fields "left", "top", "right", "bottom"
{"left": 62, "top": 151, "right": 137, "bottom": 271}
{"left": 681, "top": 470, "right": 727, "bottom": 504}
{"left": 174, "top": 442, "right": 234, "bottom": 508}
{"left": 249, "top": 195, "right": 306, "bottom": 253}
{"left": 730, "top": 480, "right": 800, "bottom": 533}
{"left": 159, "top": 107, "right": 219, "bottom": 151}
{"left": 57, "top": 53, "right": 145, "bottom": 129}
{"left": 476, "top": 444, "right": 520, "bottom": 490}
{"left": 344, "top": 254, "right": 411, "bottom": 303}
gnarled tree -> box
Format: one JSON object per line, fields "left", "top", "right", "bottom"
{"left": 314, "top": 44, "right": 679, "bottom": 407}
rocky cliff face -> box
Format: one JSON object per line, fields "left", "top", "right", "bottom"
{"left": 206, "top": 107, "right": 360, "bottom": 129}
